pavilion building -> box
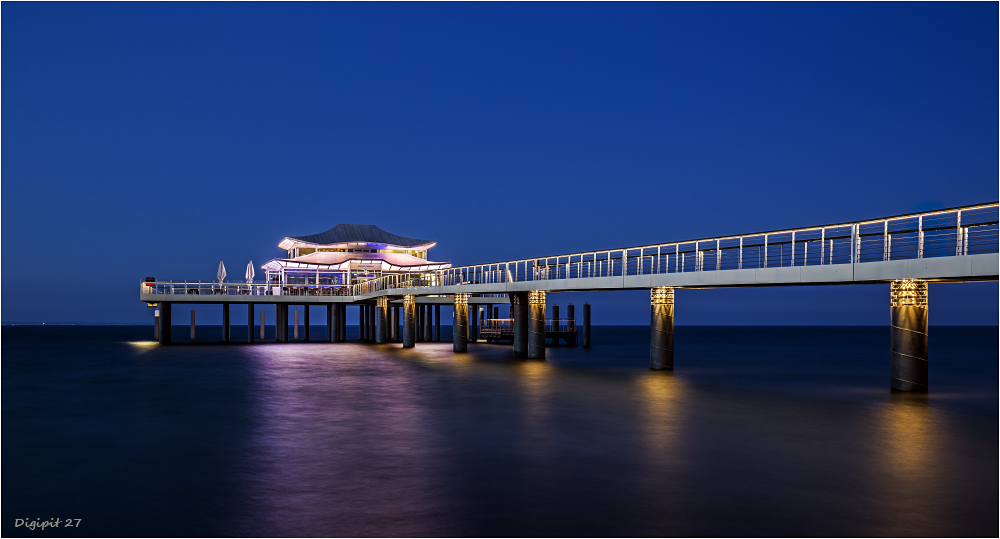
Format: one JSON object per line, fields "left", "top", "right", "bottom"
{"left": 261, "top": 224, "right": 450, "bottom": 293}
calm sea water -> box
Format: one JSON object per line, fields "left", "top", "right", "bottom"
{"left": 3, "top": 325, "right": 997, "bottom": 537}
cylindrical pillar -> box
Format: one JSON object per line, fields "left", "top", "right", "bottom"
{"left": 528, "top": 291, "right": 546, "bottom": 359}
{"left": 389, "top": 305, "right": 396, "bottom": 341}
{"left": 304, "top": 305, "right": 310, "bottom": 341}
{"left": 294, "top": 310, "right": 299, "bottom": 340}
{"left": 222, "top": 303, "right": 231, "bottom": 343}
{"left": 582, "top": 302, "right": 591, "bottom": 348}
{"left": 248, "top": 303, "right": 255, "bottom": 343}
{"left": 278, "top": 304, "right": 288, "bottom": 342}
{"left": 368, "top": 303, "right": 376, "bottom": 342}
{"left": 190, "top": 310, "right": 196, "bottom": 340}
{"left": 339, "top": 304, "right": 347, "bottom": 342}
{"left": 326, "top": 303, "right": 335, "bottom": 342}
{"left": 552, "top": 304, "right": 559, "bottom": 333}
{"left": 891, "top": 279, "right": 929, "bottom": 391}
{"left": 260, "top": 310, "right": 266, "bottom": 341}
{"left": 376, "top": 297, "right": 388, "bottom": 344}
{"left": 159, "top": 303, "right": 172, "bottom": 344}
{"left": 425, "top": 304, "right": 433, "bottom": 342}
{"left": 403, "top": 295, "right": 416, "bottom": 348}
{"left": 358, "top": 303, "right": 368, "bottom": 342}
{"left": 567, "top": 303, "right": 577, "bottom": 347}
{"left": 470, "top": 304, "right": 479, "bottom": 342}
{"left": 511, "top": 292, "right": 529, "bottom": 357}
{"left": 650, "top": 287, "right": 675, "bottom": 370}
{"left": 453, "top": 294, "right": 469, "bottom": 353}
{"left": 434, "top": 305, "right": 441, "bottom": 341}
{"left": 154, "top": 308, "right": 160, "bottom": 341}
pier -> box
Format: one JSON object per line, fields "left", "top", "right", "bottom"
{"left": 140, "top": 202, "right": 998, "bottom": 392}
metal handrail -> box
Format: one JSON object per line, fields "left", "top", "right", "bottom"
{"left": 144, "top": 202, "right": 998, "bottom": 298}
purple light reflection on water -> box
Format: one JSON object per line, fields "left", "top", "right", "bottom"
{"left": 2, "top": 325, "right": 996, "bottom": 537}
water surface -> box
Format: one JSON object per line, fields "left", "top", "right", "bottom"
{"left": 3, "top": 325, "right": 997, "bottom": 537}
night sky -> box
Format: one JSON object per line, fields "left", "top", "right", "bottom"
{"left": 3, "top": 2, "right": 996, "bottom": 325}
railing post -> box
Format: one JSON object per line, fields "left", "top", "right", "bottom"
{"left": 820, "top": 228, "right": 825, "bottom": 265}
{"left": 883, "top": 221, "right": 888, "bottom": 261}
{"left": 791, "top": 232, "right": 795, "bottom": 266}
{"left": 956, "top": 210, "right": 963, "bottom": 256}
{"left": 763, "top": 235, "right": 768, "bottom": 268}
{"left": 739, "top": 238, "right": 743, "bottom": 270}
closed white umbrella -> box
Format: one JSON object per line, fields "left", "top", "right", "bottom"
{"left": 245, "top": 261, "right": 255, "bottom": 284}
{"left": 217, "top": 260, "right": 227, "bottom": 284}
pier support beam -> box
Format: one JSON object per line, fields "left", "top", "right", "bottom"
{"left": 551, "top": 304, "right": 559, "bottom": 345}
{"left": 891, "top": 279, "right": 929, "bottom": 392}
{"left": 248, "top": 303, "right": 254, "bottom": 343}
{"left": 425, "top": 305, "right": 433, "bottom": 342}
{"left": 339, "top": 304, "right": 347, "bottom": 342}
{"left": 159, "top": 302, "right": 172, "bottom": 344}
{"left": 511, "top": 292, "right": 529, "bottom": 357}
{"left": 470, "top": 304, "right": 479, "bottom": 343}
{"left": 358, "top": 303, "right": 368, "bottom": 342}
{"left": 434, "top": 305, "right": 441, "bottom": 341}
{"left": 154, "top": 307, "right": 160, "bottom": 341}
{"left": 294, "top": 310, "right": 300, "bottom": 341}
{"left": 453, "top": 294, "right": 469, "bottom": 353}
{"left": 528, "top": 291, "right": 546, "bottom": 359}
{"left": 260, "top": 310, "right": 266, "bottom": 341}
{"left": 304, "top": 306, "right": 310, "bottom": 341}
{"left": 650, "top": 287, "right": 675, "bottom": 370}
{"left": 191, "top": 310, "right": 196, "bottom": 340}
{"left": 582, "top": 302, "right": 591, "bottom": 348}
{"left": 326, "top": 304, "right": 334, "bottom": 343}
{"left": 403, "top": 295, "right": 416, "bottom": 348}
{"left": 222, "top": 304, "right": 230, "bottom": 342}
{"left": 568, "top": 303, "right": 577, "bottom": 347}
{"left": 277, "top": 304, "right": 288, "bottom": 342}
{"left": 376, "top": 297, "right": 388, "bottom": 344}
{"left": 368, "top": 303, "right": 375, "bottom": 342}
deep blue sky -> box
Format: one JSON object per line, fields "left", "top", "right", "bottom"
{"left": 2, "top": 2, "right": 997, "bottom": 325}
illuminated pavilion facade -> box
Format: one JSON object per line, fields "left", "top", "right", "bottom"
{"left": 261, "top": 224, "right": 450, "bottom": 291}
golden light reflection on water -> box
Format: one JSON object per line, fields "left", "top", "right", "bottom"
{"left": 637, "top": 373, "right": 687, "bottom": 456}
{"left": 514, "top": 360, "right": 555, "bottom": 449}
{"left": 880, "top": 395, "right": 936, "bottom": 480}
{"left": 871, "top": 394, "right": 942, "bottom": 535}
{"left": 125, "top": 341, "right": 159, "bottom": 354}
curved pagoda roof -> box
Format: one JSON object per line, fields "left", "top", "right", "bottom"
{"left": 281, "top": 224, "right": 435, "bottom": 249}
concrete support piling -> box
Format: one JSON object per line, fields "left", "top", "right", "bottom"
{"left": 582, "top": 302, "right": 591, "bottom": 348}
{"left": 260, "top": 310, "right": 266, "bottom": 341}
{"left": 222, "top": 303, "right": 230, "bottom": 343}
{"left": 470, "top": 304, "right": 479, "bottom": 343}
{"left": 528, "top": 291, "right": 546, "bottom": 359}
{"left": 191, "top": 310, "right": 196, "bottom": 340}
{"left": 453, "top": 294, "right": 469, "bottom": 353}
{"left": 650, "top": 287, "right": 675, "bottom": 370}
{"left": 434, "top": 305, "right": 441, "bottom": 342}
{"left": 339, "top": 304, "right": 346, "bottom": 342}
{"left": 304, "top": 306, "right": 310, "bottom": 341}
{"left": 154, "top": 308, "right": 160, "bottom": 341}
{"left": 425, "top": 305, "right": 433, "bottom": 342}
{"left": 248, "top": 304, "right": 254, "bottom": 343}
{"left": 358, "top": 303, "right": 368, "bottom": 342}
{"left": 376, "top": 297, "right": 388, "bottom": 344}
{"left": 294, "top": 310, "right": 300, "bottom": 341}
{"left": 416, "top": 305, "right": 423, "bottom": 342}
{"left": 277, "top": 304, "right": 288, "bottom": 342}
{"left": 511, "top": 292, "right": 529, "bottom": 358}
{"left": 326, "top": 304, "right": 334, "bottom": 343}
{"left": 553, "top": 304, "right": 559, "bottom": 334}
{"left": 368, "top": 304, "right": 376, "bottom": 342}
{"left": 403, "top": 295, "right": 416, "bottom": 348}
{"left": 891, "top": 279, "right": 929, "bottom": 391}
{"left": 159, "top": 303, "right": 172, "bottom": 344}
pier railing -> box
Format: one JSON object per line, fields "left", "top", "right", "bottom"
{"left": 143, "top": 202, "right": 998, "bottom": 299}
{"left": 346, "top": 202, "right": 998, "bottom": 296}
